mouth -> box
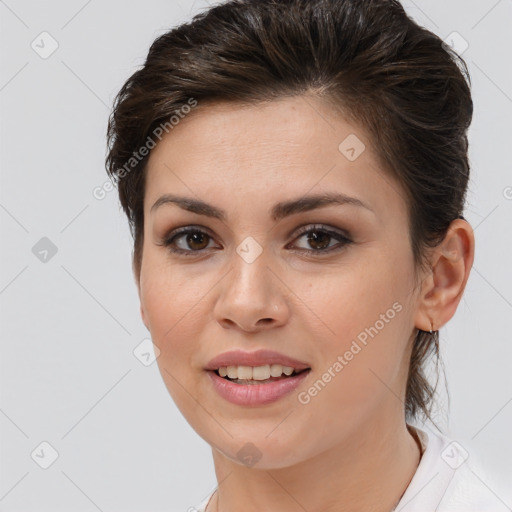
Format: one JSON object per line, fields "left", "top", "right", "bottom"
{"left": 210, "top": 365, "right": 311, "bottom": 386}
{"left": 209, "top": 365, "right": 311, "bottom": 385}
{"left": 205, "top": 349, "right": 311, "bottom": 372}
{"left": 206, "top": 366, "right": 312, "bottom": 405}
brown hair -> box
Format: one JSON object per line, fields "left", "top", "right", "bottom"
{"left": 105, "top": 0, "right": 473, "bottom": 425}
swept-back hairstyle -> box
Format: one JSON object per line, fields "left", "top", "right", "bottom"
{"left": 105, "top": 0, "right": 473, "bottom": 424}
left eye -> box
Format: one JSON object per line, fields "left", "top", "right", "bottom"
{"left": 288, "top": 224, "right": 352, "bottom": 255}
{"left": 160, "top": 224, "right": 352, "bottom": 257}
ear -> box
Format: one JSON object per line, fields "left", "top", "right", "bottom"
{"left": 414, "top": 219, "right": 475, "bottom": 332}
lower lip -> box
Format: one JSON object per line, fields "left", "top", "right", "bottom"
{"left": 207, "top": 369, "right": 311, "bottom": 406}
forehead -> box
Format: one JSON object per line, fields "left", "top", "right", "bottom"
{"left": 149, "top": 96, "right": 368, "bottom": 162}
{"left": 144, "top": 96, "right": 407, "bottom": 221}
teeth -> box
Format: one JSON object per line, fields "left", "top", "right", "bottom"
{"left": 217, "top": 364, "right": 298, "bottom": 380}
{"left": 227, "top": 366, "right": 238, "bottom": 379}
{"left": 253, "top": 365, "right": 270, "bottom": 380}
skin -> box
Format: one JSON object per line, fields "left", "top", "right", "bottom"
{"left": 136, "top": 95, "right": 475, "bottom": 512}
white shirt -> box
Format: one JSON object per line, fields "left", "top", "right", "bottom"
{"left": 193, "top": 424, "right": 511, "bottom": 512}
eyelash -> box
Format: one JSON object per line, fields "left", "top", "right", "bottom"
{"left": 158, "top": 224, "right": 352, "bottom": 258}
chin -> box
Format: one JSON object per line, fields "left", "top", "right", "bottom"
{"left": 208, "top": 429, "right": 307, "bottom": 470}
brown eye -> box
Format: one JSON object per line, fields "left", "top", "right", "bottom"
{"left": 289, "top": 224, "right": 352, "bottom": 256}
{"left": 161, "top": 227, "right": 218, "bottom": 256}
{"left": 303, "top": 231, "right": 331, "bottom": 250}
{"left": 159, "top": 224, "right": 352, "bottom": 258}
{"left": 183, "top": 231, "right": 210, "bottom": 250}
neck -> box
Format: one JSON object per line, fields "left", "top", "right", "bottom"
{"left": 208, "top": 413, "right": 422, "bottom": 512}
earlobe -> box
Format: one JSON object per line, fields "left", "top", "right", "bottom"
{"left": 414, "top": 219, "right": 475, "bottom": 333}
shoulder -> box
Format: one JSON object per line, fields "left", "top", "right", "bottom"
{"left": 437, "top": 461, "right": 511, "bottom": 512}
{"left": 398, "top": 423, "right": 511, "bottom": 512}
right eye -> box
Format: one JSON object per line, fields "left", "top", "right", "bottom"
{"left": 159, "top": 226, "right": 220, "bottom": 257}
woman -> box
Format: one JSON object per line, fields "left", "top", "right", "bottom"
{"left": 105, "top": 0, "right": 509, "bottom": 510}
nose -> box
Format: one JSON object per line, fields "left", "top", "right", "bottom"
{"left": 213, "top": 248, "right": 290, "bottom": 333}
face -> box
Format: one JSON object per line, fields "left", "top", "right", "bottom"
{"left": 138, "top": 96, "right": 422, "bottom": 468}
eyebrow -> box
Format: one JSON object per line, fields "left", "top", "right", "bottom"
{"left": 150, "top": 192, "right": 374, "bottom": 221}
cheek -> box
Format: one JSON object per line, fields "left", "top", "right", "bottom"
{"left": 140, "top": 265, "right": 210, "bottom": 418}
{"left": 139, "top": 254, "right": 206, "bottom": 370}
{"left": 301, "top": 253, "right": 413, "bottom": 399}
{"left": 300, "top": 251, "right": 411, "bottom": 341}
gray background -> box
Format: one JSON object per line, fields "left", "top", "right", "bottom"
{"left": 1, "top": 0, "right": 511, "bottom": 511}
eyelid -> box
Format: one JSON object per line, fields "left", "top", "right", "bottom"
{"left": 157, "top": 225, "right": 220, "bottom": 252}
{"left": 286, "top": 224, "right": 352, "bottom": 254}
{"left": 159, "top": 222, "right": 353, "bottom": 259}
{"left": 290, "top": 223, "right": 351, "bottom": 241}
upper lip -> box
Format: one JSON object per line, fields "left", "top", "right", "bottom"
{"left": 205, "top": 349, "right": 311, "bottom": 371}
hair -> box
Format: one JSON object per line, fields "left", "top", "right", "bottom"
{"left": 105, "top": 0, "right": 473, "bottom": 425}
